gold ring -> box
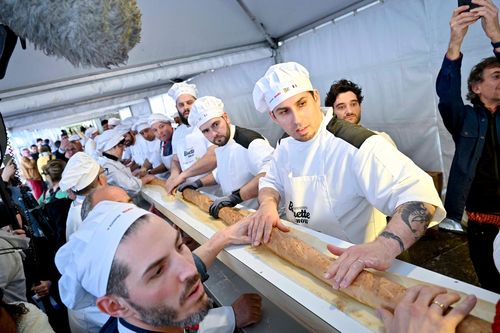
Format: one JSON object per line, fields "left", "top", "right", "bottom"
{"left": 432, "top": 300, "right": 446, "bottom": 310}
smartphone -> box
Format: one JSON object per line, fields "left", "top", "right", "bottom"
{"left": 458, "top": 0, "right": 480, "bottom": 10}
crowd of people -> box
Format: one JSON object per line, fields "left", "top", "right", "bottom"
{"left": 0, "top": 1, "right": 499, "bottom": 332}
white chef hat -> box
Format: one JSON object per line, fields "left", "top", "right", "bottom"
{"left": 59, "top": 152, "right": 101, "bottom": 192}
{"left": 120, "top": 116, "right": 138, "bottom": 128}
{"left": 107, "top": 117, "right": 121, "bottom": 126}
{"left": 68, "top": 134, "right": 81, "bottom": 142}
{"left": 95, "top": 129, "right": 124, "bottom": 153}
{"left": 167, "top": 82, "right": 198, "bottom": 102}
{"left": 55, "top": 201, "right": 150, "bottom": 308}
{"left": 114, "top": 124, "right": 132, "bottom": 136}
{"left": 148, "top": 113, "right": 173, "bottom": 127}
{"left": 133, "top": 119, "right": 150, "bottom": 133}
{"left": 188, "top": 96, "right": 225, "bottom": 128}
{"left": 84, "top": 127, "right": 98, "bottom": 138}
{"left": 253, "top": 62, "right": 313, "bottom": 113}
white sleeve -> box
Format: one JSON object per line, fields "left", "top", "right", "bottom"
{"left": 106, "top": 163, "right": 142, "bottom": 195}
{"left": 354, "top": 136, "right": 446, "bottom": 225}
{"left": 258, "top": 151, "right": 284, "bottom": 196}
{"left": 65, "top": 204, "right": 83, "bottom": 241}
{"left": 247, "top": 139, "right": 274, "bottom": 175}
{"left": 197, "top": 306, "right": 235, "bottom": 333}
{"left": 122, "top": 147, "right": 132, "bottom": 160}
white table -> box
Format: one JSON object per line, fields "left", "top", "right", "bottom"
{"left": 142, "top": 185, "right": 499, "bottom": 333}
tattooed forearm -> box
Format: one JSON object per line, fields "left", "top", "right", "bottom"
{"left": 380, "top": 231, "right": 405, "bottom": 253}
{"left": 397, "top": 201, "right": 432, "bottom": 238}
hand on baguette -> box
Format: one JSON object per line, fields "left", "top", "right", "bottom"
{"left": 165, "top": 173, "right": 186, "bottom": 194}
{"left": 193, "top": 219, "right": 252, "bottom": 268}
{"left": 324, "top": 238, "right": 397, "bottom": 289}
{"left": 377, "top": 285, "right": 477, "bottom": 333}
{"left": 247, "top": 200, "right": 289, "bottom": 246}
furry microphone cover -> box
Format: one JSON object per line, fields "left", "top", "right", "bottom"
{"left": 0, "top": 0, "right": 142, "bottom": 68}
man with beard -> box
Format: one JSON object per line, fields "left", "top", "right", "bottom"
{"left": 95, "top": 129, "right": 155, "bottom": 198}
{"left": 134, "top": 119, "right": 169, "bottom": 179}
{"left": 179, "top": 96, "right": 274, "bottom": 218}
{"left": 148, "top": 114, "right": 176, "bottom": 179}
{"left": 437, "top": 0, "right": 500, "bottom": 293}
{"left": 164, "top": 82, "right": 217, "bottom": 194}
{"left": 116, "top": 122, "right": 144, "bottom": 173}
{"left": 55, "top": 200, "right": 262, "bottom": 333}
{"left": 324, "top": 79, "right": 396, "bottom": 147}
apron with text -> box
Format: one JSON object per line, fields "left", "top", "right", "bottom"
{"left": 282, "top": 132, "right": 350, "bottom": 241}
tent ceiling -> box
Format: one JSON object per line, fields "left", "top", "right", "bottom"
{"left": 0, "top": 0, "right": 373, "bottom": 129}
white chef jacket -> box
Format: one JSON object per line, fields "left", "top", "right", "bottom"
{"left": 68, "top": 305, "right": 109, "bottom": 333}
{"left": 213, "top": 125, "right": 273, "bottom": 208}
{"left": 160, "top": 140, "right": 173, "bottom": 172}
{"left": 84, "top": 138, "right": 99, "bottom": 160}
{"left": 98, "top": 155, "right": 142, "bottom": 196}
{"left": 65, "top": 195, "right": 84, "bottom": 241}
{"left": 172, "top": 124, "right": 212, "bottom": 182}
{"left": 129, "top": 135, "right": 149, "bottom": 166}
{"left": 116, "top": 306, "right": 235, "bottom": 333}
{"left": 145, "top": 138, "right": 162, "bottom": 167}
{"left": 260, "top": 114, "right": 445, "bottom": 244}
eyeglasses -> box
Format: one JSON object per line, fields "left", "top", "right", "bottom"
{"left": 99, "top": 168, "right": 109, "bottom": 176}
{"left": 118, "top": 139, "right": 126, "bottom": 146}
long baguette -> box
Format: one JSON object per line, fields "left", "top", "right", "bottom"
{"left": 182, "top": 188, "right": 492, "bottom": 333}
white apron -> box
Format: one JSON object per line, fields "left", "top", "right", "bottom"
{"left": 283, "top": 137, "right": 349, "bottom": 241}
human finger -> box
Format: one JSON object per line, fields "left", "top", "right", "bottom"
{"left": 415, "top": 286, "right": 447, "bottom": 308}
{"left": 446, "top": 294, "right": 477, "bottom": 327}
{"left": 376, "top": 307, "right": 394, "bottom": 330}
{"left": 339, "top": 258, "right": 366, "bottom": 289}
{"left": 252, "top": 218, "right": 267, "bottom": 246}
{"left": 430, "top": 292, "right": 461, "bottom": 314}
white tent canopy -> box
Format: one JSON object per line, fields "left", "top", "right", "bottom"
{"left": 0, "top": 0, "right": 496, "bottom": 186}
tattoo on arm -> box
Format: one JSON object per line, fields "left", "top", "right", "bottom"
{"left": 398, "top": 201, "right": 432, "bottom": 238}
{"left": 380, "top": 231, "right": 405, "bottom": 253}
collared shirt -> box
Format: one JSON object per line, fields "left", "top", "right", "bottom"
{"left": 436, "top": 51, "right": 500, "bottom": 218}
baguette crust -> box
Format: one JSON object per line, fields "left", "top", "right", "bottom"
{"left": 181, "top": 189, "right": 491, "bottom": 333}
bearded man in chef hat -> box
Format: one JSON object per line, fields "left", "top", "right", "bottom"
{"left": 55, "top": 200, "right": 262, "bottom": 333}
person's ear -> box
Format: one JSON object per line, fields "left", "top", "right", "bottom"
{"left": 96, "top": 295, "right": 133, "bottom": 318}
{"left": 269, "top": 111, "right": 278, "bottom": 123}
{"left": 312, "top": 89, "right": 320, "bottom": 103}
{"left": 471, "top": 83, "right": 480, "bottom": 95}
{"left": 222, "top": 112, "right": 230, "bottom": 124}
{"left": 98, "top": 173, "right": 107, "bottom": 186}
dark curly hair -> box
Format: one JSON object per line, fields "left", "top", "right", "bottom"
{"left": 0, "top": 288, "right": 29, "bottom": 323}
{"left": 467, "top": 57, "right": 500, "bottom": 105}
{"left": 325, "top": 79, "right": 364, "bottom": 108}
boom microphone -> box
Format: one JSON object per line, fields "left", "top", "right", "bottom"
{"left": 0, "top": 0, "right": 142, "bottom": 68}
